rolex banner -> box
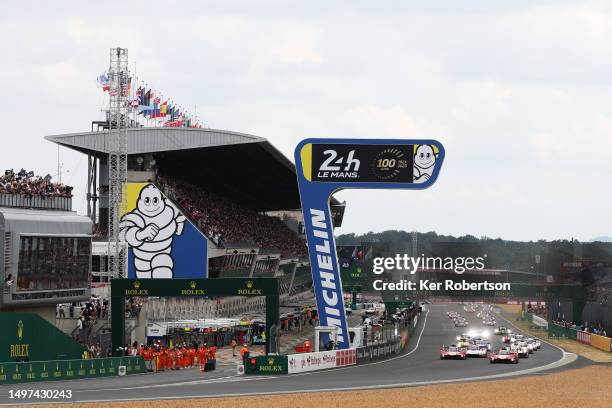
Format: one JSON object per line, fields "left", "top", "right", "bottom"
{"left": 0, "top": 313, "right": 86, "bottom": 363}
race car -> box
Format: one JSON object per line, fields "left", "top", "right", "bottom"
{"left": 465, "top": 344, "right": 488, "bottom": 357}
{"left": 483, "top": 319, "right": 496, "bottom": 326}
{"left": 474, "top": 339, "right": 491, "bottom": 351}
{"left": 502, "top": 334, "right": 511, "bottom": 343}
{"left": 456, "top": 337, "right": 471, "bottom": 347}
{"left": 440, "top": 345, "right": 467, "bottom": 360}
{"left": 518, "top": 340, "right": 534, "bottom": 354}
{"left": 494, "top": 326, "right": 511, "bottom": 335}
{"left": 510, "top": 342, "right": 529, "bottom": 358}
{"left": 455, "top": 320, "right": 469, "bottom": 327}
{"left": 490, "top": 348, "right": 519, "bottom": 364}
{"left": 525, "top": 338, "right": 540, "bottom": 350}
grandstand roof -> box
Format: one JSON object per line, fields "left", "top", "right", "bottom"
{"left": 45, "top": 127, "right": 269, "bottom": 155}
{"left": 45, "top": 128, "right": 305, "bottom": 211}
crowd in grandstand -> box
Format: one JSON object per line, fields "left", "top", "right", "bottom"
{"left": 157, "top": 176, "right": 307, "bottom": 258}
{"left": 0, "top": 169, "right": 73, "bottom": 198}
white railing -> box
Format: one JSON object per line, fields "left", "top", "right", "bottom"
{"left": 0, "top": 192, "right": 72, "bottom": 211}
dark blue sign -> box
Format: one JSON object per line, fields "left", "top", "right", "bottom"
{"left": 294, "top": 139, "right": 445, "bottom": 349}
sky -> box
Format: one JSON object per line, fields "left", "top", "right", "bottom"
{"left": 1, "top": 1, "right": 611, "bottom": 242}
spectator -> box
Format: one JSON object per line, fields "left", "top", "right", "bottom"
{"left": 0, "top": 168, "right": 73, "bottom": 198}
{"left": 156, "top": 175, "right": 307, "bottom": 258}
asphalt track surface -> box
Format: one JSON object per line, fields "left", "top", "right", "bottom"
{"left": 0, "top": 304, "right": 578, "bottom": 405}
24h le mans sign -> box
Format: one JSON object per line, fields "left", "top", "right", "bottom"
{"left": 295, "top": 139, "right": 445, "bottom": 349}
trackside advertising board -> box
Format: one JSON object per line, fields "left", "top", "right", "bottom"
{"left": 294, "top": 139, "right": 445, "bottom": 349}
{"left": 287, "top": 349, "right": 356, "bottom": 374}
{"left": 356, "top": 340, "right": 402, "bottom": 365}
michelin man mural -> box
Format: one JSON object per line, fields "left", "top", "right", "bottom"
{"left": 120, "top": 184, "right": 186, "bottom": 278}
{"left": 413, "top": 144, "right": 438, "bottom": 183}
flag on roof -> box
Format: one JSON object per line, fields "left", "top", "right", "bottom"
{"left": 96, "top": 71, "right": 110, "bottom": 92}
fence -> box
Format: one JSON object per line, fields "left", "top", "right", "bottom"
{"left": 0, "top": 193, "right": 72, "bottom": 211}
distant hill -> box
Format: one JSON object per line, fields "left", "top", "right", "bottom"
{"left": 591, "top": 236, "right": 612, "bottom": 242}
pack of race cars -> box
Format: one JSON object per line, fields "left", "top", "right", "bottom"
{"left": 440, "top": 304, "right": 542, "bottom": 364}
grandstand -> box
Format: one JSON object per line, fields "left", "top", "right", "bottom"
{"left": 46, "top": 127, "right": 344, "bottom": 283}
{"left": 45, "top": 127, "right": 344, "bottom": 346}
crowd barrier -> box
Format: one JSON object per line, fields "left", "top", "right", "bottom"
{"left": 0, "top": 356, "right": 145, "bottom": 385}
{"left": 547, "top": 323, "right": 612, "bottom": 352}
{"left": 577, "top": 330, "right": 591, "bottom": 344}
{"left": 589, "top": 333, "right": 612, "bottom": 352}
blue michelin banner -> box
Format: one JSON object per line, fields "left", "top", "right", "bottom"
{"left": 121, "top": 182, "right": 208, "bottom": 279}
{"left": 294, "top": 139, "right": 445, "bottom": 349}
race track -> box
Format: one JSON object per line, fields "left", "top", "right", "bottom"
{"left": 0, "top": 304, "right": 577, "bottom": 405}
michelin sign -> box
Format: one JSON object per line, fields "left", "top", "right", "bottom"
{"left": 294, "top": 139, "right": 445, "bottom": 349}
{"left": 120, "top": 183, "right": 208, "bottom": 279}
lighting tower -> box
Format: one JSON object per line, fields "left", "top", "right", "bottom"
{"left": 107, "top": 47, "right": 129, "bottom": 278}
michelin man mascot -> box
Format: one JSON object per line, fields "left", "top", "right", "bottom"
{"left": 120, "top": 184, "right": 186, "bottom": 278}
{"left": 413, "top": 144, "right": 438, "bottom": 183}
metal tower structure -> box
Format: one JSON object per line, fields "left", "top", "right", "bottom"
{"left": 107, "top": 47, "right": 129, "bottom": 278}
{"left": 411, "top": 230, "right": 418, "bottom": 257}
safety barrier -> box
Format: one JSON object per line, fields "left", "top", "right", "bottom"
{"left": 0, "top": 356, "right": 145, "bottom": 385}
{"left": 531, "top": 314, "right": 548, "bottom": 329}
{"left": 356, "top": 339, "right": 401, "bottom": 364}
{"left": 287, "top": 349, "right": 356, "bottom": 374}
{"left": 589, "top": 333, "right": 612, "bottom": 352}
{"left": 548, "top": 324, "right": 612, "bottom": 352}
{"left": 548, "top": 323, "right": 577, "bottom": 340}
{"left": 245, "top": 310, "right": 419, "bottom": 375}
{"left": 244, "top": 355, "right": 288, "bottom": 375}
{"left": 577, "top": 330, "right": 591, "bottom": 344}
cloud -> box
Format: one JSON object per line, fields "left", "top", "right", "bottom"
{"left": 1, "top": 1, "right": 611, "bottom": 241}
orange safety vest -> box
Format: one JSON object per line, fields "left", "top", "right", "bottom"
{"left": 240, "top": 346, "right": 248, "bottom": 358}
{"left": 197, "top": 347, "right": 207, "bottom": 364}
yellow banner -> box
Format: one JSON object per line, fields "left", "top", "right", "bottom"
{"left": 590, "top": 333, "right": 611, "bottom": 352}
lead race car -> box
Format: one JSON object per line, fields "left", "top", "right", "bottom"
{"left": 440, "top": 345, "right": 467, "bottom": 360}
{"left": 489, "top": 348, "right": 519, "bottom": 364}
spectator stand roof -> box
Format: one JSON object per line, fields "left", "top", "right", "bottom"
{"left": 46, "top": 128, "right": 306, "bottom": 212}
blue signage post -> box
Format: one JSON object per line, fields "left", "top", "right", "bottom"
{"left": 294, "top": 139, "right": 445, "bottom": 349}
